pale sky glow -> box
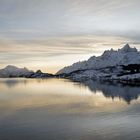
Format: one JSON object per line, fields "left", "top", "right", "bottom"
{"left": 0, "top": 0, "right": 140, "bottom": 73}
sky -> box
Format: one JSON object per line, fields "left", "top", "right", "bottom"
{"left": 0, "top": 0, "right": 140, "bottom": 73}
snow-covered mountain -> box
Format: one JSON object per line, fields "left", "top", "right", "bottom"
{"left": 57, "top": 44, "right": 140, "bottom": 75}
{"left": 56, "top": 44, "right": 140, "bottom": 84}
{"left": 0, "top": 65, "right": 34, "bottom": 78}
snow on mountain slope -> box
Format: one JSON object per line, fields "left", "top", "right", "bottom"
{"left": 0, "top": 65, "right": 34, "bottom": 78}
{"left": 57, "top": 44, "right": 140, "bottom": 74}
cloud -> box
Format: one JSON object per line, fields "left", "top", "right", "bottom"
{"left": 0, "top": 0, "right": 140, "bottom": 72}
{"left": 0, "top": 0, "right": 140, "bottom": 38}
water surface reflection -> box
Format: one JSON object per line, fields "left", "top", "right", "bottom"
{"left": 0, "top": 78, "right": 140, "bottom": 140}
{"left": 80, "top": 80, "right": 140, "bottom": 104}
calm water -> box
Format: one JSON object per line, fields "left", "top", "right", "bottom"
{"left": 0, "top": 78, "right": 140, "bottom": 140}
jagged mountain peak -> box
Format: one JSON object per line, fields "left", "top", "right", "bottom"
{"left": 119, "top": 44, "right": 137, "bottom": 53}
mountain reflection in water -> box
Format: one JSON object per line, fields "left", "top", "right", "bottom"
{"left": 0, "top": 78, "right": 140, "bottom": 104}
{"left": 79, "top": 80, "right": 140, "bottom": 104}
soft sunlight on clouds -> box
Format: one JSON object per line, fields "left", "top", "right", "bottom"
{"left": 0, "top": 35, "right": 140, "bottom": 73}
{"left": 0, "top": 0, "right": 140, "bottom": 73}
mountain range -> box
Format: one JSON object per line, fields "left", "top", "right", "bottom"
{"left": 57, "top": 44, "right": 140, "bottom": 84}
{"left": 0, "top": 44, "right": 140, "bottom": 85}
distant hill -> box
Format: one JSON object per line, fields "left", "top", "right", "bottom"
{"left": 0, "top": 65, "right": 53, "bottom": 78}
{"left": 0, "top": 65, "right": 34, "bottom": 78}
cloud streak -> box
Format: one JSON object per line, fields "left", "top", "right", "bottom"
{"left": 0, "top": 0, "right": 140, "bottom": 38}
{"left": 0, "top": 0, "right": 140, "bottom": 72}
